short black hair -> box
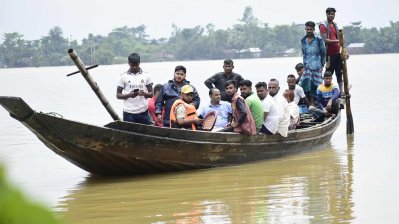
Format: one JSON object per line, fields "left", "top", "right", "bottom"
{"left": 287, "top": 74, "right": 296, "bottom": 79}
{"left": 224, "top": 59, "right": 234, "bottom": 65}
{"left": 154, "top": 84, "right": 163, "bottom": 93}
{"left": 324, "top": 70, "right": 333, "bottom": 78}
{"left": 326, "top": 7, "right": 336, "bottom": 14}
{"left": 175, "top": 65, "right": 186, "bottom": 73}
{"left": 295, "top": 63, "right": 304, "bottom": 70}
{"left": 305, "top": 21, "right": 316, "bottom": 28}
{"left": 255, "top": 82, "right": 267, "bottom": 89}
{"left": 128, "top": 53, "right": 140, "bottom": 64}
{"left": 269, "top": 78, "right": 279, "bottom": 85}
{"left": 209, "top": 88, "right": 219, "bottom": 96}
{"left": 239, "top": 79, "right": 252, "bottom": 88}
{"left": 225, "top": 80, "right": 237, "bottom": 88}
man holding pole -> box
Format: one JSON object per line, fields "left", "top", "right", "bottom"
{"left": 116, "top": 53, "right": 153, "bottom": 124}
{"left": 319, "top": 7, "right": 348, "bottom": 98}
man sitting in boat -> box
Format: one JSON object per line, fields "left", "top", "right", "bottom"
{"left": 284, "top": 89, "right": 300, "bottom": 130}
{"left": 197, "top": 88, "right": 232, "bottom": 131}
{"left": 255, "top": 82, "right": 280, "bottom": 135}
{"left": 116, "top": 53, "right": 153, "bottom": 124}
{"left": 225, "top": 80, "right": 256, "bottom": 135}
{"left": 268, "top": 79, "right": 290, "bottom": 137}
{"left": 310, "top": 70, "right": 340, "bottom": 121}
{"left": 155, "top": 65, "right": 200, "bottom": 127}
{"left": 286, "top": 74, "right": 310, "bottom": 114}
{"left": 170, "top": 85, "right": 202, "bottom": 130}
{"left": 239, "top": 80, "right": 264, "bottom": 132}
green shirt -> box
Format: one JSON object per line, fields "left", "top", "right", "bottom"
{"left": 245, "top": 93, "right": 264, "bottom": 131}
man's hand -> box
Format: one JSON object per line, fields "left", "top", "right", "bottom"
{"left": 326, "top": 99, "right": 332, "bottom": 111}
{"left": 156, "top": 114, "right": 162, "bottom": 123}
{"left": 193, "top": 117, "right": 203, "bottom": 125}
{"left": 128, "top": 91, "right": 139, "bottom": 98}
{"left": 231, "top": 120, "right": 238, "bottom": 128}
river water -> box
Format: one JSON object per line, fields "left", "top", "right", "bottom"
{"left": 0, "top": 54, "right": 398, "bottom": 223}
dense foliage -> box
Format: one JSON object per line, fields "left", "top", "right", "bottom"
{"left": 1, "top": 6, "right": 398, "bottom": 68}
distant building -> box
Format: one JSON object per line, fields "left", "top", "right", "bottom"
{"left": 239, "top": 47, "right": 262, "bottom": 58}
{"left": 156, "top": 50, "right": 175, "bottom": 61}
{"left": 282, "top": 48, "right": 297, "bottom": 57}
{"left": 347, "top": 43, "right": 366, "bottom": 54}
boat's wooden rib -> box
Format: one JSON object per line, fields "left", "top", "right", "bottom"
{"left": 0, "top": 96, "right": 340, "bottom": 176}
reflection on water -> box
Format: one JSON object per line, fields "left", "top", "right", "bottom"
{"left": 2, "top": 54, "right": 399, "bottom": 222}
{"left": 57, "top": 144, "right": 354, "bottom": 223}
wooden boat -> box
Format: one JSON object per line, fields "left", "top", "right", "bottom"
{"left": 0, "top": 96, "right": 340, "bottom": 176}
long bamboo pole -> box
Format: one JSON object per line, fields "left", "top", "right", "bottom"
{"left": 338, "top": 30, "right": 354, "bottom": 134}
{"left": 68, "top": 49, "right": 120, "bottom": 121}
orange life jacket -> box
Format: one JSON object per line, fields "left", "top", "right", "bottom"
{"left": 170, "top": 99, "right": 198, "bottom": 130}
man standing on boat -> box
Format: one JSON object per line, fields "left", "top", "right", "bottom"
{"left": 225, "top": 80, "right": 256, "bottom": 135}
{"left": 156, "top": 65, "right": 200, "bottom": 127}
{"left": 197, "top": 88, "right": 232, "bottom": 131}
{"left": 204, "top": 59, "right": 244, "bottom": 102}
{"left": 319, "top": 7, "right": 348, "bottom": 97}
{"left": 268, "top": 79, "right": 290, "bottom": 137}
{"left": 301, "top": 21, "right": 326, "bottom": 107}
{"left": 116, "top": 53, "right": 153, "bottom": 124}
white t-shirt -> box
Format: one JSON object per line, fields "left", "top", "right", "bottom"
{"left": 287, "top": 101, "right": 300, "bottom": 126}
{"left": 293, "top": 85, "right": 306, "bottom": 105}
{"left": 283, "top": 84, "right": 306, "bottom": 104}
{"left": 117, "top": 70, "right": 153, "bottom": 114}
{"left": 271, "top": 93, "right": 290, "bottom": 137}
{"left": 262, "top": 96, "right": 280, "bottom": 134}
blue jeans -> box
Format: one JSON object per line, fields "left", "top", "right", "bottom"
{"left": 123, "top": 110, "right": 149, "bottom": 125}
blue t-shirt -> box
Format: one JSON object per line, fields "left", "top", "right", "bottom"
{"left": 198, "top": 101, "right": 232, "bottom": 128}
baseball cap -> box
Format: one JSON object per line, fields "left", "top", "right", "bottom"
{"left": 181, "top": 85, "right": 194, "bottom": 94}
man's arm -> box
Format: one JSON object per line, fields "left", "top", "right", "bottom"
{"left": 116, "top": 86, "right": 138, "bottom": 99}
{"left": 175, "top": 105, "right": 202, "bottom": 126}
{"left": 320, "top": 25, "right": 339, "bottom": 45}
{"left": 138, "top": 84, "right": 153, "bottom": 98}
{"left": 316, "top": 90, "right": 325, "bottom": 110}
{"left": 204, "top": 74, "right": 216, "bottom": 89}
{"left": 192, "top": 87, "right": 201, "bottom": 109}
{"left": 331, "top": 87, "right": 340, "bottom": 101}
{"left": 235, "top": 98, "right": 248, "bottom": 124}
{"left": 319, "top": 38, "right": 327, "bottom": 67}
{"left": 155, "top": 86, "right": 165, "bottom": 114}
{"left": 302, "top": 97, "right": 310, "bottom": 106}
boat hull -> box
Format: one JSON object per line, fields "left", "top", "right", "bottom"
{"left": 0, "top": 96, "right": 340, "bottom": 175}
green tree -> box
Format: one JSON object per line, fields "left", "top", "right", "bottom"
{"left": 40, "top": 26, "right": 68, "bottom": 66}
{"left": 0, "top": 32, "right": 32, "bottom": 67}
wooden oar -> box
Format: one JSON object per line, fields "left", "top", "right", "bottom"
{"left": 338, "top": 30, "right": 354, "bottom": 134}
{"left": 68, "top": 49, "right": 120, "bottom": 121}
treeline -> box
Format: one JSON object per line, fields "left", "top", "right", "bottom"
{"left": 1, "top": 6, "right": 399, "bottom": 68}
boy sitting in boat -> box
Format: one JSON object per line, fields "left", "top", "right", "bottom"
{"left": 225, "top": 80, "right": 256, "bottom": 135}
{"left": 170, "top": 85, "right": 202, "bottom": 130}
{"left": 310, "top": 70, "right": 340, "bottom": 121}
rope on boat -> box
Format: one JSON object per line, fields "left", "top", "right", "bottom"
{"left": 46, "top": 112, "right": 63, "bottom": 118}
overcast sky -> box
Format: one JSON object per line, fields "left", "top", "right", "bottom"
{"left": 1, "top": 0, "right": 398, "bottom": 41}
